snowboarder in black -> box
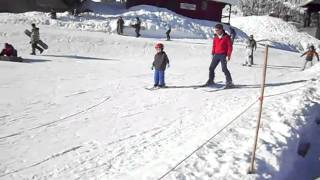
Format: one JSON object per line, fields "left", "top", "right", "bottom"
{"left": 30, "top": 23, "right": 43, "bottom": 55}
{"left": 151, "top": 43, "right": 170, "bottom": 87}
{"left": 301, "top": 45, "right": 319, "bottom": 70}
{"left": 166, "top": 24, "right": 171, "bottom": 41}
{"left": 117, "top": 16, "right": 124, "bottom": 35}
{"left": 133, "top": 17, "right": 141, "bottom": 37}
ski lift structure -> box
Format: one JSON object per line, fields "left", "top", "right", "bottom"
{"left": 301, "top": 0, "right": 320, "bottom": 27}
{"left": 0, "top": 0, "right": 85, "bottom": 13}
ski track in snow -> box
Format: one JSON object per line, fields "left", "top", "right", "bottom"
{"left": 0, "top": 96, "right": 111, "bottom": 140}
{"left": 0, "top": 10, "right": 320, "bottom": 179}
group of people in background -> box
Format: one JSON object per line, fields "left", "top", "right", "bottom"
{"left": 150, "top": 23, "right": 320, "bottom": 89}
{"left": 116, "top": 16, "right": 172, "bottom": 40}
{"left": 116, "top": 16, "right": 141, "bottom": 38}
{"left": 1, "top": 19, "right": 319, "bottom": 88}
{"left": 0, "top": 23, "right": 45, "bottom": 58}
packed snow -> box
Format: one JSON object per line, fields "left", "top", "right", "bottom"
{"left": 0, "top": 4, "right": 320, "bottom": 180}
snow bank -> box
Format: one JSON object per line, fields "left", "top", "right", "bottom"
{"left": 231, "top": 16, "right": 320, "bottom": 52}
{"left": 0, "top": 4, "right": 319, "bottom": 52}
{"left": 1, "top": 4, "right": 320, "bottom": 180}
{"left": 0, "top": 5, "right": 244, "bottom": 40}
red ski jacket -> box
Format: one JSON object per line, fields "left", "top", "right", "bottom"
{"left": 211, "top": 33, "right": 233, "bottom": 59}
{"left": 0, "top": 45, "right": 14, "bottom": 56}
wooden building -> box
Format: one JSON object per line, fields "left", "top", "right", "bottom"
{"left": 126, "top": 0, "right": 238, "bottom": 22}
{"left": 0, "top": 0, "right": 83, "bottom": 13}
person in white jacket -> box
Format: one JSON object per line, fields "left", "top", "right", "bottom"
{"left": 243, "top": 35, "right": 257, "bottom": 66}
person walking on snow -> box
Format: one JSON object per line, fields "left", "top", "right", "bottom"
{"left": 151, "top": 43, "right": 170, "bottom": 88}
{"left": 116, "top": 16, "right": 124, "bottom": 35}
{"left": 229, "top": 26, "right": 236, "bottom": 44}
{"left": 133, "top": 17, "right": 141, "bottom": 37}
{"left": 205, "top": 23, "right": 233, "bottom": 88}
{"left": 30, "top": 23, "right": 43, "bottom": 55}
{"left": 243, "top": 35, "right": 257, "bottom": 66}
{"left": 0, "top": 43, "right": 17, "bottom": 57}
{"left": 166, "top": 24, "right": 171, "bottom": 41}
{"left": 301, "top": 45, "right": 319, "bottom": 70}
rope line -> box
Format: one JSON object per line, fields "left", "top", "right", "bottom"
{"left": 158, "top": 99, "right": 258, "bottom": 180}
{"left": 158, "top": 83, "right": 307, "bottom": 179}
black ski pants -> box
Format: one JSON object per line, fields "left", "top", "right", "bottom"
{"left": 208, "top": 54, "right": 232, "bottom": 83}
{"left": 250, "top": 48, "right": 254, "bottom": 65}
{"left": 32, "top": 42, "right": 43, "bottom": 54}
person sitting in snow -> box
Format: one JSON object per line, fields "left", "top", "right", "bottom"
{"left": 0, "top": 43, "right": 17, "bottom": 57}
{"left": 151, "top": 43, "right": 170, "bottom": 88}
{"left": 300, "top": 45, "right": 319, "bottom": 70}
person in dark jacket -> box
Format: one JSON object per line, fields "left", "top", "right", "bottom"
{"left": 0, "top": 43, "right": 17, "bottom": 57}
{"left": 229, "top": 26, "right": 236, "bottom": 44}
{"left": 166, "top": 24, "right": 171, "bottom": 41}
{"left": 152, "top": 43, "right": 170, "bottom": 87}
{"left": 205, "top": 23, "right": 233, "bottom": 88}
{"left": 133, "top": 17, "right": 141, "bottom": 37}
{"left": 50, "top": 9, "right": 57, "bottom": 19}
{"left": 117, "top": 16, "right": 124, "bottom": 35}
{"left": 30, "top": 23, "right": 43, "bottom": 55}
{"left": 301, "top": 45, "right": 319, "bottom": 70}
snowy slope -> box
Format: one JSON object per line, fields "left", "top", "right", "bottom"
{"left": 1, "top": 5, "right": 320, "bottom": 180}
{"left": 1, "top": 4, "right": 317, "bottom": 53}
{"left": 231, "top": 15, "right": 320, "bottom": 52}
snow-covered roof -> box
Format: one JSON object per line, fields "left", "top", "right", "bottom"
{"left": 210, "top": 0, "right": 239, "bottom": 6}
{"left": 300, "top": 0, "right": 320, "bottom": 7}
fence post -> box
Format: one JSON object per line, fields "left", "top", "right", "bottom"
{"left": 248, "top": 45, "right": 269, "bottom": 174}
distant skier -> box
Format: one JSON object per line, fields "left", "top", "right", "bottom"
{"left": 50, "top": 9, "right": 57, "bottom": 19}
{"left": 117, "top": 16, "right": 124, "bottom": 35}
{"left": 151, "top": 43, "right": 170, "bottom": 88}
{"left": 205, "top": 23, "right": 233, "bottom": 88}
{"left": 166, "top": 24, "right": 171, "bottom": 41}
{"left": 300, "top": 45, "right": 319, "bottom": 70}
{"left": 0, "top": 43, "right": 17, "bottom": 57}
{"left": 229, "top": 26, "right": 236, "bottom": 44}
{"left": 243, "top": 35, "right": 257, "bottom": 66}
{"left": 30, "top": 23, "right": 44, "bottom": 55}
{"left": 133, "top": 17, "right": 141, "bottom": 37}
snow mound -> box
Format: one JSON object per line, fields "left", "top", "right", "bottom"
{"left": 231, "top": 16, "right": 320, "bottom": 52}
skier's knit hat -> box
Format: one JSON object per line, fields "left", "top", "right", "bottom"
{"left": 155, "top": 43, "right": 164, "bottom": 49}
{"left": 215, "top": 23, "right": 224, "bottom": 30}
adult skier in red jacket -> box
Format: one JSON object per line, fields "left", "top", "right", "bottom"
{"left": 205, "top": 23, "right": 233, "bottom": 88}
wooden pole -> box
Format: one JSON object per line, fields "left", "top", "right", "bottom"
{"left": 228, "top": 4, "right": 231, "bottom": 24}
{"left": 248, "top": 45, "right": 269, "bottom": 174}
